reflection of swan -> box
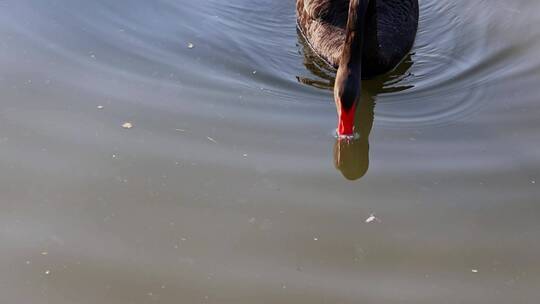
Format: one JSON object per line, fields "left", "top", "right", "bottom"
{"left": 333, "top": 89, "right": 373, "bottom": 180}
{"left": 297, "top": 31, "right": 416, "bottom": 180}
{"left": 296, "top": 0, "right": 419, "bottom": 136}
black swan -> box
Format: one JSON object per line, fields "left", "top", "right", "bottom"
{"left": 296, "top": 0, "right": 419, "bottom": 136}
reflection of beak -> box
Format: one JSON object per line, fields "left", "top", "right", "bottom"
{"left": 333, "top": 136, "right": 369, "bottom": 181}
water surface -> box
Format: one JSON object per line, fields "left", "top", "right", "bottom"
{"left": 1, "top": 0, "right": 540, "bottom": 303}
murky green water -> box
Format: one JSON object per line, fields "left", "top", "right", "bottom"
{"left": 1, "top": 0, "right": 539, "bottom": 303}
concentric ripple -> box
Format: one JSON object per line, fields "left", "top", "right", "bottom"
{"left": 294, "top": 0, "right": 513, "bottom": 127}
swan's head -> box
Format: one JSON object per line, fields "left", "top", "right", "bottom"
{"left": 334, "top": 65, "right": 361, "bottom": 137}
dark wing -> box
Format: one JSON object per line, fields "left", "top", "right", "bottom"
{"left": 303, "top": 0, "right": 349, "bottom": 26}
{"left": 297, "top": 0, "right": 350, "bottom": 67}
{"left": 303, "top": 0, "right": 332, "bottom": 19}
{"left": 364, "top": 0, "right": 419, "bottom": 75}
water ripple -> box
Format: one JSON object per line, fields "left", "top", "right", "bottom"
{"left": 2, "top": 0, "right": 539, "bottom": 128}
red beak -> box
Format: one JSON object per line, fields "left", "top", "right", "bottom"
{"left": 338, "top": 105, "right": 356, "bottom": 136}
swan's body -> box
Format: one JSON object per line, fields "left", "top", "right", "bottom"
{"left": 297, "top": 0, "right": 419, "bottom": 76}
{"left": 296, "top": 0, "right": 419, "bottom": 135}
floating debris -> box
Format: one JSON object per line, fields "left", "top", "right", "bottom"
{"left": 365, "top": 214, "right": 381, "bottom": 223}
{"left": 187, "top": 42, "right": 194, "bottom": 49}
{"left": 45, "top": 270, "right": 51, "bottom": 275}
{"left": 175, "top": 128, "right": 186, "bottom": 132}
{"left": 472, "top": 269, "right": 479, "bottom": 273}
{"left": 41, "top": 251, "right": 48, "bottom": 256}
{"left": 97, "top": 105, "right": 104, "bottom": 109}
{"left": 252, "top": 70, "right": 257, "bottom": 74}
{"left": 313, "top": 237, "right": 319, "bottom": 241}
{"left": 122, "top": 122, "right": 133, "bottom": 129}
{"left": 207, "top": 136, "right": 217, "bottom": 144}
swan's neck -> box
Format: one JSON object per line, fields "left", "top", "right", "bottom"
{"left": 340, "top": 0, "right": 370, "bottom": 69}
{"left": 334, "top": 0, "right": 370, "bottom": 135}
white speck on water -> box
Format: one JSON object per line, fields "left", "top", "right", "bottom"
{"left": 243, "top": 154, "right": 248, "bottom": 158}
{"left": 175, "top": 128, "right": 186, "bottom": 132}
{"left": 45, "top": 270, "right": 51, "bottom": 275}
{"left": 313, "top": 237, "right": 319, "bottom": 241}
{"left": 365, "top": 214, "right": 380, "bottom": 223}
{"left": 207, "top": 136, "right": 217, "bottom": 143}
{"left": 26, "top": 260, "right": 31, "bottom": 265}
{"left": 248, "top": 217, "right": 256, "bottom": 224}
{"left": 472, "top": 269, "right": 479, "bottom": 273}
{"left": 187, "top": 42, "right": 194, "bottom": 49}
{"left": 41, "top": 251, "right": 48, "bottom": 256}
{"left": 97, "top": 105, "right": 104, "bottom": 109}
{"left": 122, "top": 122, "right": 133, "bottom": 129}
{"left": 252, "top": 70, "right": 257, "bottom": 74}
{"left": 112, "top": 154, "right": 117, "bottom": 159}
{"left": 532, "top": 180, "right": 536, "bottom": 184}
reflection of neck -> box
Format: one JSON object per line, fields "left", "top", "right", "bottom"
{"left": 340, "top": 0, "right": 370, "bottom": 70}
{"left": 334, "top": 137, "right": 370, "bottom": 181}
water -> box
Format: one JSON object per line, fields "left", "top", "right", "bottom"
{"left": 1, "top": 0, "right": 539, "bottom": 303}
